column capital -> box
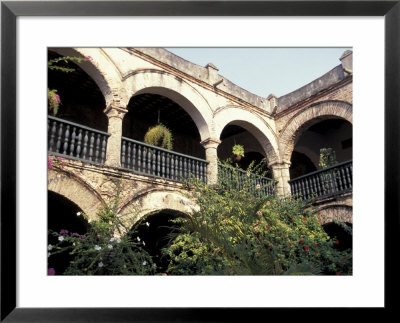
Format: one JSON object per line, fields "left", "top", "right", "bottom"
{"left": 104, "top": 105, "right": 128, "bottom": 119}
{"left": 200, "top": 137, "right": 221, "bottom": 149}
{"left": 268, "top": 160, "right": 291, "bottom": 169}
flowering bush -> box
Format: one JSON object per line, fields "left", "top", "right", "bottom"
{"left": 48, "top": 183, "right": 156, "bottom": 275}
{"left": 163, "top": 164, "right": 352, "bottom": 275}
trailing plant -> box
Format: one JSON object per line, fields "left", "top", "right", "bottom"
{"left": 319, "top": 148, "right": 339, "bottom": 194}
{"left": 319, "top": 148, "right": 337, "bottom": 169}
{"left": 144, "top": 124, "right": 173, "bottom": 150}
{"left": 162, "top": 162, "right": 352, "bottom": 276}
{"left": 47, "top": 182, "right": 156, "bottom": 275}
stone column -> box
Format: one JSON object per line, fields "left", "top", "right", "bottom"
{"left": 104, "top": 106, "right": 128, "bottom": 168}
{"left": 269, "top": 161, "right": 291, "bottom": 196}
{"left": 201, "top": 137, "right": 221, "bottom": 185}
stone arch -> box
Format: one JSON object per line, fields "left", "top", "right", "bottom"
{"left": 47, "top": 168, "right": 106, "bottom": 221}
{"left": 279, "top": 100, "right": 353, "bottom": 163}
{"left": 123, "top": 70, "right": 213, "bottom": 141}
{"left": 214, "top": 106, "right": 279, "bottom": 164}
{"left": 119, "top": 189, "right": 198, "bottom": 225}
{"left": 49, "top": 47, "right": 120, "bottom": 107}
{"left": 317, "top": 205, "right": 353, "bottom": 225}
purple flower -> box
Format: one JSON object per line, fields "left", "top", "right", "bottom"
{"left": 70, "top": 232, "right": 79, "bottom": 237}
{"left": 48, "top": 268, "right": 56, "bottom": 275}
{"left": 60, "top": 229, "right": 69, "bottom": 234}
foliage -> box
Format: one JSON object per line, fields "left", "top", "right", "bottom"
{"left": 144, "top": 124, "right": 173, "bottom": 150}
{"left": 319, "top": 148, "right": 337, "bottom": 169}
{"left": 48, "top": 183, "right": 156, "bottom": 275}
{"left": 48, "top": 55, "right": 89, "bottom": 73}
{"left": 232, "top": 144, "right": 245, "bottom": 157}
{"left": 163, "top": 163, "right": 352, "bottom": 276}
{"left": 48, "top": 89, "right": 61, "bottom": 116}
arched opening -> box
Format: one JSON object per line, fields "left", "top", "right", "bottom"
{"left": 290, "top": 118, "right": 352, "bottom": 178}
{"left": 323, "top": 221, "right": 353, "bottom": 251}
{"left": 48, "top": 191, "right": 89, "bottom": 275}
{"left": 123, "top": 93, "right": 205, "bottom": 159}
{"left": 48, "top": 50, "right": 108, "bottom": 131}
{"left": 218, "top": 124, "right": 272, "bottom": 177}
{"left": 131, "top": 210, "right": 187, "bottom": 273}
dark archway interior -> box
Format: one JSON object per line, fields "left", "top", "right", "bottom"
{"left": 48, "top": 191, "right": 88, "bottom": 274}
{"left": 218, "top": 125, "right": 271, "bottom": 176}
{"left": 323, "top": 221, "right": 352, "bottom": 251}
{"left": 290, "top": 118, "right": 352, "bottom": 178}
{"left": 48, "top": 50, "right": 108, "bottom": 131}
{"left": 123, "top": 93, "right": 205, "bottom": 159}
{"left": 290, "top": 151, "right": 317, "bottom": 179}
{"left": 132, "top": 210, "right": 185, "bottom": 273}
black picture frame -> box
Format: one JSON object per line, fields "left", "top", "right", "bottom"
{"left": 1, "top": 1, "right": 399, "bottom": 321}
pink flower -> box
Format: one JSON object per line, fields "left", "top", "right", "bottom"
{"left": 48, "top": 268, "right": 56, "bottom": 275}
{"left": 85, "top": 56, "right": 93, "bottom": 60}
{"left": 55, "top": 93, "right": 61, "bottom": 104}
{"left": 47, "top": 157, "right": 53, "bottom": 169}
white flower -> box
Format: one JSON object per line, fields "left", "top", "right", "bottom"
{"left": 142, "top": 241, "right": 146, "bottom": 246}
{"left": 116, "top": 238, "right": 121, "bottom": 243}
{"left": 116, "top": 214, "right": 121, "bottom": 218}
{"left": 146, "top": 222, "right": 150, "bottom": 227}
{"left": 58, "top": 236, "right": 64, "bottom": 242}
{"left": 110, "top": 237, "right": 115, "bottom": 242}
{"left": 98, "top": 262, "right": 103, "bottom": 267}
{"left": 137, "top": 237, "right": 141, "bottom": 242}
{"left": 48, "top": 252, "right": 51, "bottom": 257}
{"left": 48, "top": 244, "right": 53, "bottom": 251}
{"left": 94, "top": 245, "right": 101, "bottom": 251}
{"left": 108, "top": 244, "right": 113, "bottom": 249}
{"left": 76, "top": 212, "right": 81, "bottom": 216}
{"left": 142, "top": 261, "right": 147, "bottom": 266}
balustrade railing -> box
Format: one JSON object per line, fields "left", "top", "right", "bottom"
{"left": 289, "top": 160, "right": 352, "bottom": 201}
{"left": 48, "top": 116, "right": 110, "bottom": 164}
{"left": 218, "top": 163, "right": 276, "bottom": 196}
{"left": 121, "top": 137, "right": 208, "bottom": 182}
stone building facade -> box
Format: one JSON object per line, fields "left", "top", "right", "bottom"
{"left": 47, "top": 48, "right": 352, "bottom": 231}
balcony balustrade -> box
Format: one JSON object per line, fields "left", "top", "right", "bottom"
{"left": 48, "top": 116, "right": 110, "bottom": 164}
{"left": 48, "top": 117, "right": 352, "bottom": 200}
{"left": 121, "top": 137, "right": 209, "bottom": 183}
{"left": 289, "top": 160, "right": 352, "bottom": 201}
{"left": 218, "top": 163, "right": 276, "bottom": 196}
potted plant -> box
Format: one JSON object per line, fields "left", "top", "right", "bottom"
{"left": 144, "top": 124, "right": 173, "bottom": 150}
{"left": 232, "top": 144, "right": 245, "bottom": 161}
{"left": 48, "top": 89, "right": 61, "bottom": 116}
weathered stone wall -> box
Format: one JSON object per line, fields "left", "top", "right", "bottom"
{"left": 48, "top": 47, "right": 353, "bottom": 223}
{"left": 48, "top": 157, "right": 196, "bottom": 228}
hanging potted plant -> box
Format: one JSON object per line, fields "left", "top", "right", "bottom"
{"left": 232, "top": 144, "right": 245, "bottom": 161}
{"left": 144, "top": 124, "right": 173, "bottom": 150}
{"left": 48, "top": 89, "right": 61, "bottom": 116}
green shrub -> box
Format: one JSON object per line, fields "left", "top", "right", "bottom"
{"left": 163, "top": 164, "right": 352, "bottom": 275}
